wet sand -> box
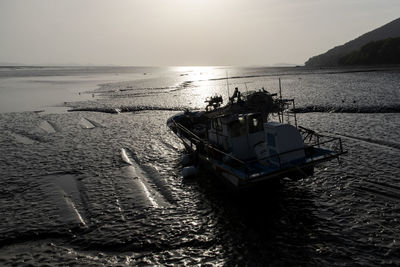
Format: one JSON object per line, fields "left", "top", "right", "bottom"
{"left": 0, "top": 67, "right": 400, "bottom": 265}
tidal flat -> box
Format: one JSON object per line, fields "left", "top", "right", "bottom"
{"left": 0, "top": 66, "right": 399, "bottom": 266}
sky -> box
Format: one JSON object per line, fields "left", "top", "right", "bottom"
{"left": 0, "top": 0, "right": 399, "bottom": 66}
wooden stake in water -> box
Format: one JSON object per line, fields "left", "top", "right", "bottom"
{"left": 226, "top": 71, "right": 230, "bottom": 99}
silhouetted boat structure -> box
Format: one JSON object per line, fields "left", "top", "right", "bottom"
{"left": 167, "top": 83, "right": 346, "bottom": 189}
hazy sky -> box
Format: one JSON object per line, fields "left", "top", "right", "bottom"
{"left": 0, "top": 0, "right": 399, "bottom": 66}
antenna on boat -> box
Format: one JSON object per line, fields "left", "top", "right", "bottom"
{"left": 279, "top": 77, "right": 283, "bottom": 123}
{"left": 226, "top": 71, "right": 230, "bottom": 98}
{"left": 244, "top": 82, "right": 251, "bottom": 95}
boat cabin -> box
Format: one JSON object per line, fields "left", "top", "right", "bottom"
{"left": 207, "top": 113, "right": 264, "bottom": 159}
{"left": 206, "top": 113, "right": 305, "bottom": 165}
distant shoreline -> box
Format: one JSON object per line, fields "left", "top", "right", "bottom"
{"left": 301, "top": 64, "right": 400, "bottom": 72}
{"left": 1, "top": 64, "right": 399, "bottom": 69}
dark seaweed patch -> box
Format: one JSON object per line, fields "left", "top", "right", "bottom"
{"left": 293, "top": 104, "right": 400, "bottom": 113}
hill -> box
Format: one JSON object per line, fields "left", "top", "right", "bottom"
{"left": 305, "top": 17, "right": 400, "bottom": 67}
{"left": 338, "top": 37, "right": 400, "bottom": 65}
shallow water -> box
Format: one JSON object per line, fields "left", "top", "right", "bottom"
{"left": 0, "top": 66, "right": 399, "bottom": 265}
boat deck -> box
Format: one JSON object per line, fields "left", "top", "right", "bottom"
{"left": 211, "top": 147, "right": 337, "bottom": 181}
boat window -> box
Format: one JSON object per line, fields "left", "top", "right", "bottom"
{"left": 248, "top": 114, "right": 263, "bottom": 133}
{"left": 212, "top": 118, "right": 223, "bottom": 131}
{"left": 229, "top": 118, "right": 246, "bottom": 137}
{"left": 267, "top": 133, "right": 276, "bottom": 147}
{"left": 217, "top": 118, "right": 223, "bottom": 131}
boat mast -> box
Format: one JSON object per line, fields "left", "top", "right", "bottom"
{"left": 244, "top": 82, "right": 250, "bottom": 95}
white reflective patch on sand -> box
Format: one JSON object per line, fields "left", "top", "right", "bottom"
{"left": 39, "top": 120, "right": 56, "bottom": 133}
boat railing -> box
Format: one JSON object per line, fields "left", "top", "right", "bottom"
{"left": 171, "top": 119, "right": 248, "bottom": 169}
{"left": 298, "top": 126, "right": 344, "bottom": 150}
{"left": 277, "top": 98, "right": 298, "bottom": 127}
{"left": 171, "top": 119, "right": 345, "bottom": 178}
{"left": 171, "top": 119, "right": 203, "bottom": 145}
{"left": 209, "top": 128, "right": 345, "bottom": 177}
{"left": 245, "top": 129, "right": 345, "bottom": 176}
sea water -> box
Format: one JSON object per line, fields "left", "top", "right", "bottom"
{"left": 0, "top": 66, "right": 399, "bottom": 265}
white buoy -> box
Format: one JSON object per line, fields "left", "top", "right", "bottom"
{"left": 182, "top": 166, "right": 198, "bottom": 178}
{"left": 180, "top": 154, "right": 191, "bottom": 166}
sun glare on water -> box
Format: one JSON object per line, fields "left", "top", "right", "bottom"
{"left": 172, "top": 66, "right": 224, "bottom": 108}
{"left": 173, "top": 66, "right": 218, "bottom": 80}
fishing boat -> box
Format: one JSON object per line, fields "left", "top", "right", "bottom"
{"left": 167, "top": 83, "right": 346, "bottom": 189}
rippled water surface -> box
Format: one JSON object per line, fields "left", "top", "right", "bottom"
{"left": 0, "top": 66, "right": 399, "bottom": 266}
